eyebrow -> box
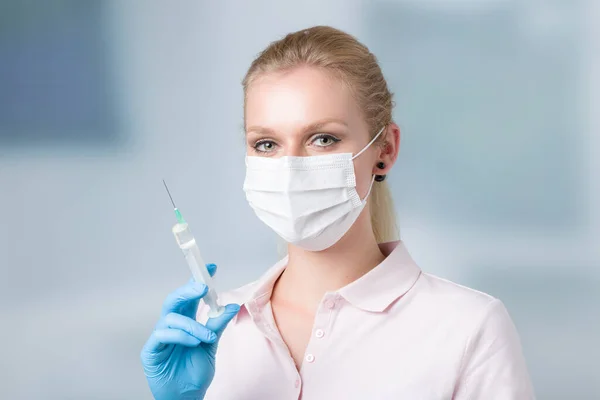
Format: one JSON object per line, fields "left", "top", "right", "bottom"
{"left": 246, "top": 118, "right": 348, "bottom": 136}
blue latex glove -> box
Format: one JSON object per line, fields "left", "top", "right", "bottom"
{"left": 141, "top": 263, "right": 240, "bottom": 400}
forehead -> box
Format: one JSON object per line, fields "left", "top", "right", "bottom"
{"left": 245, "top": 66, "right": 362, "bottom": 131}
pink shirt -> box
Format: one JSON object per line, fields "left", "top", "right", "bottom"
{"left": 198, "top": 241, "right": 535, "bottom": 399}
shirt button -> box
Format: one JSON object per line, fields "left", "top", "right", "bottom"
{"left": 325, "top": 300, "right": 335, "bottom": 309}
{"left": 315, "top": 329, "right": 325, "bottom": 338}
{"left": 305, "top": 354, "right": 315, "bottom": 363}
{"left": 295, "top": 378, "right": 300, "bottom": 388}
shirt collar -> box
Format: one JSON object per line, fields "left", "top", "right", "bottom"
{"left": 234, "top": 257, "right": 288, "bottom": 320}
{"left": 235, "top": 240, "right": 421, "bottom": 319}
{"left": 337, "top": 241, "right": 422, "bottom": 312}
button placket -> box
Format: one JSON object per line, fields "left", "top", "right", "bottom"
{"left": 250, "top": 302, "right": 281, "bottom": 349}
{"left": 301, "top": 295, "right": 339, "bottom": 373}
{"left": 259, "top": 302, "right": 290, "bottom": 351}
{"left": 324, "top": 299, "right": 336, "bottom": 310}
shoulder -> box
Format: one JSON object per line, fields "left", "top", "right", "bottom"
{"left": 196, "top": 258, "right": 287, "bottom": 322}
{"left": 195, "top": 280, "right": 260, "bottom": 322}
{"left": 413, "top": 272, "right": 498, "bottom": 313}
{"left": 408, "top": 272, "right": 518, "bottom": 341}
{"left": 416, "top": 275, "right": 536, "bottom": 397}
{"left": 219, "top": 280, "right": 261, "bottom": 306}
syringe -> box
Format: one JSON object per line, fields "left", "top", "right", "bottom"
{"left": 163, "top": 180, "right": 224, "bottom": 318}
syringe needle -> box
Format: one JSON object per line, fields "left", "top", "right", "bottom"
{"left": 163, "top": 179, "right": 186, "bottom": 224}
{"left": 163, "top": 179, "right": 177, "bottom": 209}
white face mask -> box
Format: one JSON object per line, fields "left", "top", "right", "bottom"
{"left": 243, "top": 126, "right": 385, "bottom": 252}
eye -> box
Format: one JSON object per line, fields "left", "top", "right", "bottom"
{"left": 311, "top": 134, "right": 341, "bottom": 147}
{"left": 254, "top": 140, "right": 277, "bottom": 153}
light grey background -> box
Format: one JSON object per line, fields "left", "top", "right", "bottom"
{"left": 1, "top": 1, "right": 598, "bottom": 399}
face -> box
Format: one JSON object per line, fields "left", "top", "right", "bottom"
{"left": 245, "top": 66, "right": 396, "bottom": 198}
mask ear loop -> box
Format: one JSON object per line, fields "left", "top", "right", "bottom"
{"left": 359, "top": 175, "right": 377, "bottom": 204}
{"left": 351, "top": 126, "right": 386, "bottom": 203}
{"left": 351, "top": 126, "right": 386, "bottom": 160}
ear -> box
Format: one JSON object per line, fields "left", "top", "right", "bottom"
{"left": 373, "top": 123, "right": 400, "bottom": 175}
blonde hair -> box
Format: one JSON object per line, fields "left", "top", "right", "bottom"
{"left": 243, "top": 26, "right": 399, "bottom": 243}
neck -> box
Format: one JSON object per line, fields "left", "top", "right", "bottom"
{"left": 272, "top": 212, "right": 386, "bottom": 310}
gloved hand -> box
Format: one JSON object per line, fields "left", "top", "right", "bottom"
{"left": 141, "top": 263, "right": 240, "bottom": 400}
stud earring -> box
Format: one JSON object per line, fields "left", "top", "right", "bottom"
{"left": 375, "top": 161, "right": 386, "bottom": 182}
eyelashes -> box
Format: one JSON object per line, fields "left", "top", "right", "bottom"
{"left": 312, "top": 134, "right": 341, "bottom": 147}
{"left": 252, "top": 133, "right": 341, "bottom": 154}
{"left": 253, "top": 139, "right": 276, "bottom": 153}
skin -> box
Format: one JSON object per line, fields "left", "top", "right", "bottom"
{"left": 245, "top": 66, "right": 401, "bottom": 370}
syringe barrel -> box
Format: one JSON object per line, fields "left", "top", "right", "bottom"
{"left": 172, "top": 223, "right": 224, "bottom": 317}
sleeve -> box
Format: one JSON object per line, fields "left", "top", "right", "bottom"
{"left": 453, "top": 299, "right": 536, "bottom": 399}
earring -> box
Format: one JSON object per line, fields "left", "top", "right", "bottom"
{"left": 375, "top": 161, "right": 386, "bottom": 182}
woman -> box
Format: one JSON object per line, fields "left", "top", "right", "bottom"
{"left": 141, "top": 26, "right": 535, "bottom": 399}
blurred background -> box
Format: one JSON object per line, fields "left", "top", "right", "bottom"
{"left": 0, "top": 0, "right": 598, "bottom": 398}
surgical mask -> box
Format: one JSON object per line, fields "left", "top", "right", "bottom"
{"left": 243, "top": 126, "right": 385, "bottom": 251}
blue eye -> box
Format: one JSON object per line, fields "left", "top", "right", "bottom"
{"left": 312, "top": 134, "right": 340, "bottom": 147}
{"left": 254, "top": 140, "right": 277, "bottom": 153}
